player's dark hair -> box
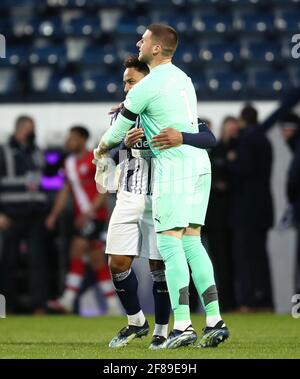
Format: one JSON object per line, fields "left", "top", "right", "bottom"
{"left": 240, "top": 104, "right": 258, "bottom": 126}
{"left": 70, "top": 125, "right": 90, "bottom": 140}
{"left": 123, "top": 55, "right": 149, "bottom": 76}
{"left": 147, "top": 23, "right": 178, "bottom": 57}
{"left": 15, "top": 115, "right": 34, "bottom": 130}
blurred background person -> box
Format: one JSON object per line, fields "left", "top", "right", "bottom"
{"left": 45, "top": 126, "right": 121, "bottom": 315}
{"left": 279, "top": 112, "right": 300, "bottom": 294}
{"left": 0, "top": 115, "right": 48, "bottom": 314}
{"left": 228, "top": 104, "right": 274, "bottom": 312}
{"left": 205, "top": 116, "right": 240, "bottom": 312}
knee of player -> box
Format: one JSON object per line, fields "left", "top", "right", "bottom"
{"left": 149, "top": 259, "right": 165, "bottom": 273}
{"left": 108, "top": 255, "right": 132, "bottom": 274}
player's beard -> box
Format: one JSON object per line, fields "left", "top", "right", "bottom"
{"left": 138, "top": 51, "right": 151, "bottom": 65}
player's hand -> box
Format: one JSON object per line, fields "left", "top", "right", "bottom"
{"left": 93, "top": 143, "right": 108, "bottom": 163}
{"left": 151, "top": 128, "right": 183, "bottom": 150}
{"left": 108, "top": 102, "right": 124, "bottom": 115}
{"left": 0, "top": 213, "right": 11, "bottom": 231}
{"left": 45, "top": 214, "right": 57, "bottom": 230}
{"left": 124, "top": 128, "right": 144, "bottom": 148}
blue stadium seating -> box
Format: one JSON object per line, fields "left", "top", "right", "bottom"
{"left": 64, "top": 16, "right": 102, "bottom": 37}
{"left": 192, "top": 14, "right": 233, "bottom": 34}
{"left": 115, "top": 16, "right": 150, "bottom": 37}
{"left": 251, "top": 70, "right": 291, "bottom": 98}
{"left": 28, "top": 45, "right": 67, "bottom": 67}
{"left": 206, "top": 70, "right": 247, "bottom": 98}
{"left": 0, "top": 0, "right": 299, "bottom": 101}
{"left": 234, "top": 13, "right": 275, "bottom": 34}
{"left": 31, "top": 17, "right": 64, "bottom": 38}
{"left": 0, "top": 46, "right": 27, "bottom": 68}
{"left": 242, "top": 41, "right": 283, "bottom": 65}
{"left": 157, "top": 14, "right": 193, "bottom": 35}
{"left": 275, "top": 11, "right": 300, "bottom": 33}
{"left": 198, "top": 42, "right": 241, "bottom": 65}
{"left": 0, "top": 69, "right": 17, "bottom": 97}
{"left": 80, "top": 45, "right": 119, "bottom": 71}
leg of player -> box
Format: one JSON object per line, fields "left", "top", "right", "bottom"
{"left": 89, "top": 242, "right": 122, "bottom": 316}
{"left": 183, "top": 225, "right": 229, "bottom": 348}
{"left": 107, "top": 254, "right": 149, "bottom": 348}
{"left": 148, "top": 259, "right": 171, "bottom": 349}
{"left": 47, "top": 236, "right": 88, "bottom": 313}
{"left": 156, "top": 228, "right": 197, "bottom": 349}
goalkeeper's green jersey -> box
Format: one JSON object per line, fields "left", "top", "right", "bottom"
{"left": 101, "top": 62, "right": 211, "bottom": 181}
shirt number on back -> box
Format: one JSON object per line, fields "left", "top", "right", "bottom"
{"left": 180, "top": 90, "right": 194, "bottom": 126}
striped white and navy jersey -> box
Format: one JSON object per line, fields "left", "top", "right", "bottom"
{"left": 117, "top": 117, "right": 154, "bottom": 196}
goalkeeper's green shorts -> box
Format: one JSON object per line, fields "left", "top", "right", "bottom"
{"left": 152, "top": 173, "right": 211, "bottom": 233}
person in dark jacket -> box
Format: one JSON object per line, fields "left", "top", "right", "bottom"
{"left": 229, "top": 104, "right": 274, "bottom": 311}
{"left": 0, "top": 115, "right": 48, "bottom": 314}
{"left": 205, "top": 116, "right": 240, "bottom": 312}
{"left": 279, "top": 112, "right": 300, "bottom": 293}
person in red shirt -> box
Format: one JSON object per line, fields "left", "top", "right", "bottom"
{"left": 46, "top": 126, "right": 121, "bottom": 315}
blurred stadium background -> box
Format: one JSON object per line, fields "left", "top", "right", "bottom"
{"left": 0, "top": 0, "right": 300, "bottom": 322}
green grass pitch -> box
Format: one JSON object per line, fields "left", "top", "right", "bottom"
{"left": 0, "top": 313, "right": 299, "bottom": 359}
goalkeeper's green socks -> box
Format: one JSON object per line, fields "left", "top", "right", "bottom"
{"left": 182, "top": 235, "right": 222, "bottom": 327}
{"left": 157, "top": 234, "right": 191, "bottom": 330}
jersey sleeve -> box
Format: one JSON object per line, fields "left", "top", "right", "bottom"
{"left": 123, "top": 76, "right": 152, "bottom": 115}
{"left": 100, "top": 78, "right": 153, "bottom": 148}
{"left": 100, "top": 113, "right": 135, "bottom": 148}
{"left": 181, "top": 121, "right": 217, "bottom": 149}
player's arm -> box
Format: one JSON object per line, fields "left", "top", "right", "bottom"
{"left": 45, "top": 183, "right": 71, "bottom": 230}
{"left": 94, "top": 80, "right": 151, "bottom": 159}
{"left": 151, "top": 121, "right": 216, "bottom": 150}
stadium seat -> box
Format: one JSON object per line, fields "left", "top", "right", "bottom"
{"left": 289, "top": 67, "right": 300, "bottom": 88}
{"left": 251, "top": 70, "right": 291, "bottom": 97}
{"left": 31, "top": 17, "right": 64, "bottom": 38}
{"left": 241, "top": 41, "right": 283, "bottom": 65}
{"left": 206, "top": 70, "right": 247, "bottom": 98}
{"left": 64, "top": 16, "right": 102, "bottom": 37}
{"left": 117, "top": 42, "right": 140, "bottom": 61}
{"left": 275, "top": 11, "right": 300, "bottom": 33}
{"left": 0, "top": 69, "right": 17, "bottom": 97}
{"left": 28, "top": 45, "right": 67, "bottom": 67}
{"left": 0, "top": 46, "right": 27, "bottom": 68}
{"left": 157, "top": 13, "right": 193, "bottom": 35}
{"left": 115, "top": 16, "right": 150, "bottom": 37}
{"left": 234, "top": 13, "right": 275, "bottom": 34}
{"left": 34, "top": 72, "right": 122, "bottom": 101}
{"left": 43, "top": 74, "right": 82, "bottom": 99}
{"left": 173, "top": 44, "right": 199, "bottom": 67}
{"left": 81, "top": 74, "right": 122, "bottom": 96}
{"left": 0, "top": 19, "right": 13, "bottom": 38}
{"left": 190, "top": 73, "right": 207, "bottom": 97}
{"left": 81, "top": 45, "right": 119, "bottom": 68}
{"left": 198, "top": 42, "right": 241, "bottom": 65}
{"left": 192, "top": 14, "right": 233, "bottom": 34}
